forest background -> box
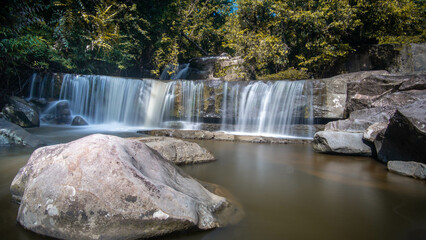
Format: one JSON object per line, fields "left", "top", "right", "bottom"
{"left": 1, "top": 0, "right": 424, "bottom": 94}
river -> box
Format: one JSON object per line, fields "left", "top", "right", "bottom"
{"left": 1, "top": 126, "right": 425, "bottom": 240}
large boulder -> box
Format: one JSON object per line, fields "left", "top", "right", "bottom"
{"left": 11, "top": 134, "right": 241, "bottom": 239}
{"left": 375, "top": 100, "right": 426, "bottom": 163}
{"left": 135, "top": 137, "right": 215, "bottom": 165}
{"left": 312, "top": 131, "right": 372, "bottom": 156}
{"left": 0, "top": 119, "right": 45, "bottom": 147}
{"left": 0, "top": 96, "right": 40, "bottom": 128}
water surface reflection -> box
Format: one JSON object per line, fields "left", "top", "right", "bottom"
{"left": 0, "top": 128, "right": 425, "bottom": 240}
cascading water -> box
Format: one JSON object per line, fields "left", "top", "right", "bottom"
{"left": 221, "top": 80, "right": 314, "bottom": 138}
{"left": 29, "top": 73, "right": 314, "bottom": 138}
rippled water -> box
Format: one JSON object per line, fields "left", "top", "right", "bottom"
{"left": 1, "top": 127, "right": 425, "bottom": 240}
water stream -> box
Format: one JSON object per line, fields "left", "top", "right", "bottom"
{"left": 29, "top": 74, "right": 314, "bottom": 138}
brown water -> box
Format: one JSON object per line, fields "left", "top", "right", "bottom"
{"left": 1, "top": 127, "right": 425, "bottom": 240}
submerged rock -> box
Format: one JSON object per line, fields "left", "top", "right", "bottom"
{"left": 388, "top": 161, "right": 426, "bottom": 180}
{"left": 11, "top": 134, "right": 241, "bottom": 239}
{"left": 0, "top": 119, "right": 45, "bottom": 147}
{"left": 135, "top": 137, "right": 215, "bottom": 165}
{"left": 0, "top": 96, "right": 40, "bottom": 128}
{"left": 312, "top": 131, "right": 372, "bottom": 156}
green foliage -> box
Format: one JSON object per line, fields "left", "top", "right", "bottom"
{"left": 259, "top": 68, "right": 310, "bottom": 80}
{"left": 222, "top": 0, "right": 288, "bottom": 76}
{"left": 0, "top": 0, "right": 424, "bottom": 92}
{"left": 151, "top": 0, "right": 232, "bottom": 77}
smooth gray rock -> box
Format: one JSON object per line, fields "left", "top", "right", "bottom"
{"left": 0, "top": 96, "right": 40, "bottom": 128}
{"left": 312, "top": 131, "right": 372, "bottom": 156}
{"left": 0, "top": 119, "right": 44, "bottom": 147}
{"left": 388, "top": 161, "right": 426, "bottom": 180}
{"left": 11, "top": 134, "right": 241, "bottom": 239}
{"left": 376, "top": 100, "right": 426, "bottom": 163}
{"left": 136, "top": 137, "right": 215, "bottom": 165}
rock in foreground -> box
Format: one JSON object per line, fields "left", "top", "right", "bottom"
{"left": 135, "top": 137, "right": 215, "bottom": 165}
{"left": 11, "top": 134, "right": 241, "bottom": 240}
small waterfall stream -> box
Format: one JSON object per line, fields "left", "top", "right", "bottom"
{"left": 29, "top": 73, "right": 314, "bottom": 138}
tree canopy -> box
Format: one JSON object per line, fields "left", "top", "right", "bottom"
{"left": 1, "top": 0, "right": 424, "bottom": 92}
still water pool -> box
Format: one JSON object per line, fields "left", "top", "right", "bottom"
{"left": 1, "top": 126, "right": 425, "bottom": 240}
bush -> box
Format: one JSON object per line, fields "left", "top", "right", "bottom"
{"left": 258, "top": 68, "right": 309, "bottom": 81}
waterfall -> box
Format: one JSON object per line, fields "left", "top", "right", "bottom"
{"left": 159, "top": 80, "right": 205, "bottom": 129}
{"left": 221, "top": 80, "right": 314, "bottom": 138}
{"left": 29, "top": 73, "right": 314, "bottom": 138}
{"left": 28, "top": 73, "right": 57, "bottom": 100}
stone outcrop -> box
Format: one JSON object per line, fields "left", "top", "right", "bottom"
{"left": 375, "top": 100, "right": 426, "bottom": 163}
{"left": 0, "top": 119, "right": 45, "bottom": 147}
{"left": 313, "top": 73, "right": 425, "bottom": 162}
{"left": 313, "top": 107, "right": 395, "bottom": 156}
{"left": 186, "top": 55, "right": 249, "bottom": 81}
{"left": 11, "top": 134, "right": 241, "bottom": 239}
{"left": 346, "top": 74, "right": 425, "bottom": 114}
{"left": 161, "top": 54, "right": 249, "bottom": 81}
{"left": 312, "top": 71, "right": 388, "bottom": 119}
{"left": 0, "top": 96, "right": 40, "bottom": 128}
{"left": 134, "top": 137, "right": 215, "bottom": 165}
{"left": 388, "top": 161, "right": 426, "bottom": 180}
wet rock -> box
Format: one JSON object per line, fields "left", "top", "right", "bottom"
{"left": 42, "top": 100, "right": 72, "bottom": 124}
{"left": 138, "top": 129, "right": 312, "bottom": 144}
{"left": 143, "top": 129, "right": 215, "bottom": 140}
{"left": 71, "top": 116, "right": 88, "bottom": 126}
{"left": 0, "top": 119, "right": 45, "bottom": 147}
{"left": 135, "top": 137, "right": 215, "bottom": 164}
{"left": 388, "top": 161, "right": 426, "bottom": 180}
{"left": 11, "top": 134, "right": 241, "bottom": 239}
{"left": 312, "top": 131, "right": 372, "bottom": 156}
{"left": 213, "top": 132, "right": 235, "bottom": 141}
{"left": 376, "top": 100, "right": 426, "bottom": 163}
{"left": 0, "top": 96, "right": 40, "bottom": 128}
